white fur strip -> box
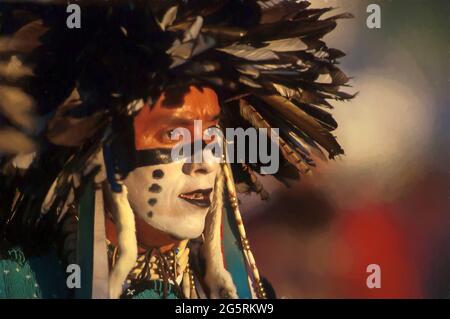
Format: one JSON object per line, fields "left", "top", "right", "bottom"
{"left": 203, "top": 168, "right": 224, "bottom": 269}
{"left": 107, "top": 184, "right": 138, "bottom": 299}
{"left": 202, "top": 167, "right": 238, "bottom": 298}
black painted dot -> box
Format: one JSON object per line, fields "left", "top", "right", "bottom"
{"left": 148, "top": 198, "right": 157, "bottom": 206}
{"left": 147, "top": 211, "right": 153, "bottom": 218}
{"left": 148, "top": 183, "right": 162, "bottom": 193}
{"left": 152, "top": 169, "right": 164, "bottom": 179}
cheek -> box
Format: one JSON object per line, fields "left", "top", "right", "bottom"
{"left": 141, "top": 164, "right": 184, "bottom": 219}
{"left": 145, "top": 169, "right": 167, "bottom": 218}
{"left": 123, "top": 166, "right": 167, "bottom": 219}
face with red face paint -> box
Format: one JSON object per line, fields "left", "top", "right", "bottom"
{"left": 123, "top": 86, "right": 221, "bottom": 240}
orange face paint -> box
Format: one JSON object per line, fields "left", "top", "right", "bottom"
{"left": 134, "top": 86, "right": 221, "bottom": 150}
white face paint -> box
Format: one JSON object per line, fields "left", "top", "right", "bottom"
{"left": 123, "top": 156, "right": 220, "bottom": 239}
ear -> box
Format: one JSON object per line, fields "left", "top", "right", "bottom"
{"left": 46, "top": 88, "right": 103, "bottom": 147}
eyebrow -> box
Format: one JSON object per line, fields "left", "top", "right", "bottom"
{"left": 168, "top": 113, "right": 220, "bottom": 125}
{"left": 210, "top": 114, "right": 220, "bottom": 121}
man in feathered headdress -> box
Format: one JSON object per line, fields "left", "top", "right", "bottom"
{"left": 0, "top": 0, "right": 353, "bottom": 299}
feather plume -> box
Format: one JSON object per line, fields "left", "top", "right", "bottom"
{"left": 239, "top": 99, "right": 311, "bottom": 173}
{"left": 0, "top": 0, "right": 353, "bottom": 257}
{"left": 257, "top": 95, "right": 343, "bottom": 158}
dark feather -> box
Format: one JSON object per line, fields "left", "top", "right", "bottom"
{"left": 257, "top": 95, "right": 343, "bottom": 158}
{"left": 0, "top": 0, "right": 354, "bottom": 249}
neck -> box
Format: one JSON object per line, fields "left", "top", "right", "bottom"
{"left": 105, "top": 214, "right": 183, "bottom": 254}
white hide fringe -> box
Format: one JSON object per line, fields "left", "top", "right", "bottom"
{"left": 203, "top": 168, "right": 225, "bottom": 271}
{"left": 202, "top": 167, "right": 238, "bottom": 298}
{"left": 107, "top": 184, "right": 138, "bottom": 299}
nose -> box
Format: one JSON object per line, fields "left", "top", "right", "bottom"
{"left": 182, "top": 161, "right": 216, "bottom": 176}
{"left": 182, "top": 136, "right": 220, "bottom": 176}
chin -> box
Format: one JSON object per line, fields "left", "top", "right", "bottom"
{"left": 168, "top": 228, "right": 203, "bottom": 240}
{"left": 147, "top": 212, "right": 207, "bottom": 240}
{"left": 165, "top": 226, "right": 204, "bottom": 240}
{"left": 169, "top": 217, "right": 206, "bottom": 239}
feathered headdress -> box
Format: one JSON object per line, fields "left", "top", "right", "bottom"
{"left": 0, "top": 0, "right": 354, "bottom": 298}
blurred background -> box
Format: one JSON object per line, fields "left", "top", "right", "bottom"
{"left": 241, "top": 0, "right": 450, "bottom": 298}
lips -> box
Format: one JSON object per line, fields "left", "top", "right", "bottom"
{"left": 179, "top": 188, "right": 212, "bottom": 208}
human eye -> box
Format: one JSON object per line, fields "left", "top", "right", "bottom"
{"left": 166, "top": 128, "right": 176, "bottom": 139}
{"left": 204, "top": 125, "right": 222, "bottom": 143}
{"left": 161, "top": 128, "right": 178, "bottom": 143}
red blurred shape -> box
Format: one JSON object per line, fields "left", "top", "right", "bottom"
{"left": 333, "top": 203, "right": 422, "bottom": 298}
